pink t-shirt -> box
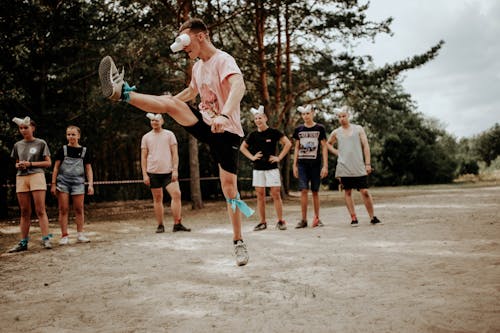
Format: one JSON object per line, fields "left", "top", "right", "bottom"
{"left": 140, "top": 129, "right": 177, "bottom": 174}
{"left": 190, "top": 49, "right": 244, "bottom": 137}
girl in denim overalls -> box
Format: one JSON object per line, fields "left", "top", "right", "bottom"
{"left": 51, "top": 126, "right": 94, "bottom": 245}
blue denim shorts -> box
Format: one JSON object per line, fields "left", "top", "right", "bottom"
{"left": 56, "top": 176, "right": 85, "bottom": 195}
{"left": 298, "top": 163, "right": 321, "bottom": 192}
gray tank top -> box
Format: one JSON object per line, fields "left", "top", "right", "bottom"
{"left": 334, "top": 125, "right": 367, "bottom": 177}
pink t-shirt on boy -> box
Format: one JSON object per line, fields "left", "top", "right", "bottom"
{"left": 190, "top": 49, "right": 244, "bottom": 137}
{"left": 141, "top": 129, "right": 177, "bottom": 174}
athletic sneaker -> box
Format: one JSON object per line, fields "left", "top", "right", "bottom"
{"left": 173, "top": 223, "right": 191, "bottom": 232}
{"left": 8, "top": 242, "right": 28, "bottom": 253}
{"left": 253, "top": 222, "right": 267, "bottom": 231}
{"left": 99, "top": 56, "right": 124, "bottom": 101}
{"left": 234, "top": 240, "right": 249, "bottom": 266}
{"left": 42, "top": 239, "right": 52, "bottom": 249}
{"left": 351, "top": 220, "right": 359, "bottom": 227}
{"left": 156, "top": 224, "right": 165, "bottom": 233}
{"left": 295, "top": 220, "right": 308, "bottom": 229}
{"left": 59, "top": 236, "right": 69, "bottom": 245}
{"left": 276, "top": 220, "right": 287, "bottom": 230}
{"left": 312, "top": 216, "right": 324, "bottom": 228}
{"left": 370, "top": 216, "right": 381, "bottom": 225}
{"left": 77, "top": 233, "right": 91, "bottom": 243}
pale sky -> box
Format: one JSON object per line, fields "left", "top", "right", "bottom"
{"left": 355, "top": 0, "right": 500, "bottom": 138}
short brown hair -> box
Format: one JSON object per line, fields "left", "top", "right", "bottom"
{"left": 178, "top": 18, "right": 208, "bottom": 34}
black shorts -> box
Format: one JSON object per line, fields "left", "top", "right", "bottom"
{"left": 183, "top": 106, "right": 240, "bottom": 174}
{"left": 340, "top": 176, "right": 368, "bottom": 190}
{"left": 148, "top": 173, "right": 172, "bottom": 189}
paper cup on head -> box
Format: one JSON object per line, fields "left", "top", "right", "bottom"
{"left": 146, "top": 113, "right": 162, "bottom": 121}
{"left": 297, "top": 105, "right": 312, "bottom": 114}
{"left": 170, "top": 34, "right": 191, "bottom": 53}
{"left": 12, "top": 116, "right": 31, "bottom": 126}
{"left": 250, "top": 105, "right": 265, "bottom": 115}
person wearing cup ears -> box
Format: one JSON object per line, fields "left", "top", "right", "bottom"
{"left": 141, "top": 113, "right": 190, "bottom": 234}
{"left": 292, "top": 105, "right": 329, "bottom": 229}
{"left": 98, "top": 18, "right": 252, "bottom": 266}
{"left": 240, "top": 105, "right": 292, "bottom": 231}
{"left": 8, "top": 117, "right": 53, "bottom": 253}
{"left": 326, "top": 106, "right": 381, "bottom": 227}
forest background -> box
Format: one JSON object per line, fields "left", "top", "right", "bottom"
{"left": 1, "top": 0, "right": 499, "bottom": 218}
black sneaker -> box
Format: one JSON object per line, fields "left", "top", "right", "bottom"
{"left": 253, "top": 222, "right": 267, "bottom": 231}
{"left": 351, "top": 220, "right": 359, "bottom": 227}
{"left": 173, "top": 223, "right": 191, "bottom": 232}
{"left": 295, "top": 220, "right": 308, "bottom": 229}
{"left": 8, "top": 242, "right": 28, "bottom": 253}
{"left": 370, "top": 216, "right": 381, "bottom": 225}
{"left": 276, "top": 220, "right": 287, "bottom": 230}
{"left": 156, "top": 224, "right": 165, "bottom": 233}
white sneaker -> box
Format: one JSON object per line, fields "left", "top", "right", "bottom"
{"left": 59, "top": 236, "right": 69, "bottom": 245}
{"left": 99, "top": 56, "right": 124, "bottom": 101}
{"left": 42, "top": 239, "right": 52, "bottom": 249}
{"left": 234, "top": 241, "right": 249, "bottom": 266}
{"left": 77, "top": 233, "right": 90, "bottom": 243}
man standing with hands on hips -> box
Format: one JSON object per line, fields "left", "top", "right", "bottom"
{"left": 240, "top": 105, "right": 292, "bottom": 231}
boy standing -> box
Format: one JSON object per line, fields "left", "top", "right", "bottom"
{"left": 141, "top": 113, "right": 190, "bottom": 233}
{"left": 240, "top": 106, "right": 292, "bottom": 231}
{"left": 327, "top": 106, "right": 381, "bottom": 226}
{"left": 292, "top": 105, "right": 328, "bottom": 228}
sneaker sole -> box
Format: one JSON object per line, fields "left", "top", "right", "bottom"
{"left": 237, "top": 260, "right": 248, "bottom": 266}
{"left": 99, "top": 56, "right": 122, "bottom": 100}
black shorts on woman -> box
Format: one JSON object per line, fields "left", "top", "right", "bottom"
{"left": 183, "top": 105, "right": 240, "bottom": 175}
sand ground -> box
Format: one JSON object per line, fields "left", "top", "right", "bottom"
{"left": 0, "top": 184, "right": 499, "bottom": 333}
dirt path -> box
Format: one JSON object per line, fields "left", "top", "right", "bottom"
{"left": 1, "top": 184, "right": 499, "bottom": 333}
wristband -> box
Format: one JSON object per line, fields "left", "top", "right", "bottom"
{"left": 30, "top": 162, "right": 33, "bottom": 167}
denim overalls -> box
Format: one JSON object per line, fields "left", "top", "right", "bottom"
{"left": 56, "top": 145, "right": 86, "bottom": 195}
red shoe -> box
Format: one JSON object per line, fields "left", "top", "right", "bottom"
{"left": 312, "top": 216, "right": 324, "bottom": 228}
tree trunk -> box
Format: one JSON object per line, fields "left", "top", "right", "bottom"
{"left": 189, "top": 135, "right": 204, "bottom": 209}
{"left": 178, "top": 0, "right": 203, "bottom": 209}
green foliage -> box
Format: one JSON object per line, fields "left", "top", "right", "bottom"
{"left": 471, "top": 123, "right": 500, "bottom": 166}
{"left": 0, "top": 0, "right": 480, "bottom": 209}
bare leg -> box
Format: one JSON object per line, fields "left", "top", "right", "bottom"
{"left": 166, "top": 182, "right": 182, "bottom": 223}
{"left": 344, "top": 189, "right": 357, "bottom": 218}
{"left": 255, "top": 187, "right": 266, "bottom": 223}
{"left": 300, "top": 189, "right": 308, "bottom": 221}
{"left": 219, "top": 167, "right": 242, "bottom": 241}
{"left": 150, "top": 188, "right": 164, "bottom": 226}
{"left": 16, "top": 192, "right": 32, "bottom": 239}
{"left": 312, "top": 191, "right": 320, "bottom": 218}
{"left": 360, "top": 188, "right": 375, "bottom": 219}
{"left": 72, "top": 194, "right": 85, "bottom": 233}
{"left": 57, "top": 192, "right": 70, "bottom": 236}
{"left": 270, "top": 186, "right": 283, "bottom": 221}
{"left": 128, "top": 93, "right": 198, "bottom": 126}
{"left": 31, "top": 190, "right": 50, "bottom": 237}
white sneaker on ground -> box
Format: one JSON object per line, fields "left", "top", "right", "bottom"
{"left": 59, "top": 236, "right": 69, "bottom": 245}
{"left": 234, "top": 240, "right": 249, "bottom": 266}
{"left": 42, "top": 239, "right": 52, "bottom": 249}
{"left": 77, "top": 233, "right": 90, "bottom": 243}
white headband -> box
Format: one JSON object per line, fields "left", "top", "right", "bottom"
{"left": 297, "top": 105, "right": 312, "bottom": 114}
{"left": 250, "top": 105, "right": 265, "bottom": 115}
{"left": 146, "top": 113, "right": 163, "bottom": 121}
{"left": 12, "top": 116, "right": 31, "bottom": 126}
